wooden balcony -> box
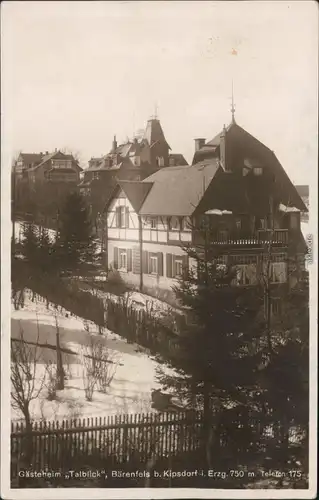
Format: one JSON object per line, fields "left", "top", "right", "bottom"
{"left": 194, "top": 229, "right": 289, "bottom": 247}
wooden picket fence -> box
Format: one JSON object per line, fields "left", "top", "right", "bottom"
{"left": 11, "top": 411, "right": 203, "bottom": 480}
{"left": 11, "top": 410, "right": 304, "bottom": 484}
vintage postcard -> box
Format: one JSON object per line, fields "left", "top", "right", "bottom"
{"left": 1, "top": 1, "right": 318, "bottom": 499}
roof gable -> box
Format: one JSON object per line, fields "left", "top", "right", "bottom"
{"left": 103, "top": 181, "right": 153, "bottom": 214}
{"left": 194, "top": 121, "right": 307, "bottom": 212}
{"left": 139, "top": 159, "right": 220, "bottom": 216}
{"left": 30, "top": 151, "right": 82, "bottom": 171}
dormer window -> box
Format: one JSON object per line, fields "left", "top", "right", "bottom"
{"left": 253, "top": 167, "right": 263, "bottom": 176}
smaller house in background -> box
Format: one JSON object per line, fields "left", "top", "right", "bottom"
{"left": 295, "top": 185, "right": 309, "bottom": 223}
{"left": 14, "top": 150, "right": 82, "bottom": 185}
{"left": 28, "top": 150, "right": 82, "bottom": 185}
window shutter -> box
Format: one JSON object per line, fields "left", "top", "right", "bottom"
{"left": 142, "top": 250, "right": 149, "bottom": 273}
{"left": 113, "top": 247, "right": 119, "bottom": 269}
{"left": 116, "top": 207, "right": 120, "bottom": 228}
{"left": 125, "top": 207, "right": 129, "bottom": 228}
{"left": 157, "top": 252, "right": 163, "bottom": 276}
{"left": 166, "top": 253, "right": 173, "bottom": 278}
{"left": 132, "top": 246, "right": 140, "bottom": 274}
{"left": 182, "top": 255, "right": 189, "bottom": 278}
{"left": 127, "top": 248, "right": 132, "bottom": 272}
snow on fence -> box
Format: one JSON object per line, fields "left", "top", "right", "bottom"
{"left": 11, "top": 411, "right": 304, "bottom": 484}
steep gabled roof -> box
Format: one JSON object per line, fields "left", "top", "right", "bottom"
{"left": 29, "top": 151, "right": 82, "bottom": 171}
{"left": 143, "top": 118, "right": 171, "bottom": 150}
{"left": 295, "top": 185, "right": 309, "bottom": 198}
{"left": 104, "top": 180, "right": 153, "bottom": 213}
{"left": 118, "top": 181, "right": 154, "bottom": 212}
{"left": 139, "top": 159, "right": 219, "bottom": 216}
{"left": 169, "top": 153, "right": 188, "bottom": 166}
{"left": 194, "top": 121, "right": 307, "bottom": 212}
{"left": 19, "top": 153, "right": 43, "bottom": 164}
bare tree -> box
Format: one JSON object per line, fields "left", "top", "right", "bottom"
{"left": 11, "top": 323, "right": 46, "bottom": 431}
{"left": 80, "top": 336, "right": 120, "bottom": 401}
{"left": 54, "top": 312, "right": 65, "bottom": 390}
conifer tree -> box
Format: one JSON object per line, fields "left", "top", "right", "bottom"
{"left": 21, "top": 222, "right": 40, "bottom": 268}
{"left": 157, "top": 228, "right": 265, "bottom": 470}
{"left": 56, "top": 191, "right": 97, "bottom": 275}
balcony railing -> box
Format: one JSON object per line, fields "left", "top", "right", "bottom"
{"left": 194, "top": 229, "right": 289, "bottom": 246}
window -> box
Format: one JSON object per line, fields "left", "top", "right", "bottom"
{"left": 232, "top": 255, "right": 257, "bottom": 265}
{"left": 242, "top": 167, "right": 249, "bottom": 177}
{"left": 259, "top": 218, "right": 267, "bottom": 230}
{"left": 182, "top": 217, "right": 192, "bottom": 231}
{"left": 235, "top": 218, "right": 241, "bottom": 230}
{"left": 157, "top": 157, "right": 165, "bottom": 167}
{"left": 169, "top": 216, "right": 180, "bottom": 231}
{"left": 150, "top": 217, "right": 157, "bottom": 229}
{"left": 174, "top": 258, "right": 183, "bottom": 277}
{"left": 116, "top": 206, "right": 128, "bottom": 228}
{"left": 233, "top": 263, "right": 257, "bottom": 286}
{"left": 253, "top": 167, "right": 263, "bottom": 176}
{"left": 271, "top": 298, "right": 282, "bottom": 317}
{"left": 134, "top": 156, "right": 141, "bottom": 167}
{"left": 270, "top": 262, "right": 287, "bottom": 283}
{"left": 149, "top": 254, "right": 158, "bottom": 274}
{"left": 166, "top": 254, "right": 188, "bottom": 278}
{"left": 141, "top": 251, "right": 163, "bottom": 276}
{"left": 93, "top": 172, "right": 99, "bottom": 180}
{"left": 119, "top": 250, "right": 127, "bottom": 270}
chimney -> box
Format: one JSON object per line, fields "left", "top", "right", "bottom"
{"left": 112, "top": 135, "right": 117, "bottom": 153}
{"left": 194, "top": 138, "right": 206, "bottom": 152}
{"left": 45, "top": 151, "right": 49, "bottom": 155}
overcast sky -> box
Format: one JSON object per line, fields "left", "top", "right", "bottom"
{"left": 2, "top": 1, "right": 318, "bottom": 185}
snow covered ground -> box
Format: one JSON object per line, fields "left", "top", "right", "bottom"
{"left": 11, "top": 292, "right": 175, "bottom": 423}
{"left": 12, "top": 220, "right": 56, "bottom": 243}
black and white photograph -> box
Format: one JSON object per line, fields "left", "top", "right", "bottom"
{"left": 1, "top": 1, "right": 317, "bottom": 498}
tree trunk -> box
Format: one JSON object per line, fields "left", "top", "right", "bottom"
{"left": 56, "top": 325, "right": 64, "bottom": 390}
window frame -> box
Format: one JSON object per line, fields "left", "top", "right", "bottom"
{"left": 119, "top": 249, "right": 127, "bottom": 271}
{"left": 253, "top": 167, "right": 263, "bottom": 176}
{"left": 233, "top": 263, "right": 257, "bottom": 286}
{"left": 174, "top": 257, "right": 183, "bottom": 278}
{"left": 270, "top": 262, "right": 287, "bottom": 283}
{"left": 169, "top": 216, "right": 180, "bottom": 231}
{"left": 149, "top": 254, "right": 158, "bottom": 275}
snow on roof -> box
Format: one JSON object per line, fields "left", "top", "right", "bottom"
{"left": 279, "top": 203, "right": 300, "bottom": 213}
{"left": 205, "top": 209, "right": 233, "bottom": 216}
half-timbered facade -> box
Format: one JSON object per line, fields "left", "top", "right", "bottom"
{"left": 103, "top": 119, "right": 307, "bottom": 301}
